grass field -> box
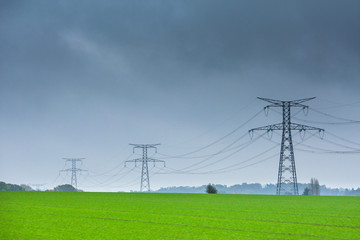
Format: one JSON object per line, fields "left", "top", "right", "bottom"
{"left": 0, "top": 192, "right": 359, "bottom": 239}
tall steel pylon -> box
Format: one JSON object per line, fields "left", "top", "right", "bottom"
{"left": 249, "top": 97, "right": 324, "bottom": 195}
{"left": 60, "top": 158, "right": 87, "bottom": 190}
{"left": 125, "top": 144, "right": 165, "bottom": 192}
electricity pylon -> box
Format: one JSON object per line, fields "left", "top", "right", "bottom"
{"left": 60, "top": 158, "right": 87, "bottom": 190}
{"left": 125, "top": 144, "right": 165, "bottom": 192}
{"left": 249, "top": 97, "right": 324, "bottom": 195}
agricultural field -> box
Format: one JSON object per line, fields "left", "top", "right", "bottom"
{"left": 0, "top": 192, "right": 359, "bottom": 239}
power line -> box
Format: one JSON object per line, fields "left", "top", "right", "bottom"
{"left": 320, "top": 131, "right": 360, "bottom": 147}
{"left": 80, "top": 166, "right": 139, "bottom": 188}
{"left": 309, "top": 108, "right": 360, "bottom": 123}
{"left": 249, "top": 97, "right": 324, "bottom": 195}
{"left": 85, "top": 153, "right": 134, "bottom": 177}
{"left": 162, "top": 100, "right": 258, "bottom": 147}
{"left": 159, "top": 109, "right": 263, "bottom": 158}
{"left": 163, "top": 132, "right": 267, "bottom": 174}
{"left": 315, "top": 98, "right": 360, "bottom": 109}
{"left": 296, "top": 148, "right": 360, "bottom": 154}
{"left": 158, "top": 134, "right": 280, "bottom": 175}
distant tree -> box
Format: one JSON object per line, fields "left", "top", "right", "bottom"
{"left": 345, "top": 188, "right": 360, "bottom": 196}
{"left": 309, "top": 178, "right": 320, "bottom": 195}
{"left": 206, "top": 184, "right": 218, "bottom": 194}
{"left": 54, "top": 184, "right": 78, "bottom": 192}
{"left": 302, "top": 187, "right": 310, "bottom": 195}
{"left": 0, "top": 181, "right": 26, "bottom": 191}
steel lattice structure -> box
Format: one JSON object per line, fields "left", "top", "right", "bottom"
{"left": 125, "top": 144, "right": 165, "bottom": 192}
{"left": 60, "top": 158, "right": 87, "bottom": 190}
{"left": 249, "top": 98, "right": 324, "bottom": 195}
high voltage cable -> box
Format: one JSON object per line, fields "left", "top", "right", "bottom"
{"left": 210, "top": 131, "right": 326, "bottom": 174}
{"left": 103, "top": 167, "right": 165, "bottom": 189}
{"left": 271, "top": 107, "right": 360, "bottom": 125}
{"left": 81, "top": 167, "right": 139, "bottom": 188}
{"left": 80, "top": 153, "right": 138, "bottom": 187}
{"left": 159, "top": 109, "right": 263, "bottom": 158}
{"left": 315, "top": 98, "right": 360, "bottom": 109}
{"left": 309, "top": 108, "right": 360, "bottom": 123}
{"left": 322, "top": 131, "right": 360, "bottom": 146}
{"left": 163, "top": 100, "right": 258, "bottom": 147}
{"left": 264, "top": 131, "right": 360, "bottom": 155}
{"left": 84, "top": 153, "right": 134, "bottom": 177}
{"left": 195, "top": 131, "right": 316, "bottom": 175}
{"left": 313, "top": 135, "right": 360, "bottom": 151}
{"left": 158, "top": 134, "right": 279, "bottom": 175}
{"left": 161, "top": 132, "right": 265, "bottom": 173}
{"left": 84, "top": 166, "right": 139, "bottom": 187}
{"left": 293, "top": 117, "right": 360, "bottom": 125}
{"left": 172, "top": 132, "right": 268, "bottom": 173}
{"left": 270, "top": 124, "right": 360, "bottom": 151}
{"left": 161, "top": 131, "right": 301, "bottom": 175}
{"left": 296, "top": 148, "right": 360, "bottom": 154}
{"left": 43, "top": 161, "right": 68, "bottom": 189}
{"left": 160, "top": 144, "right": 279, "bottom": 175}
{"left": 157, "top": 135, "right": 254, "bottom": 159}
{"left": 292, "top": 137, "right": 360, "bottom": 153}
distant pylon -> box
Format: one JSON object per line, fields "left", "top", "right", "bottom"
{"left": 249, "top": 97, "right": 324, "bottom": 195}
{"left": 125, "top": 144, "right": 165, "bottom": 192}
{"left": 60, "top": 158, "right": 87, "bottom": 190}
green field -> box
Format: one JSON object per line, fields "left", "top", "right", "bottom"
{"left": 0, "top": 192, "right": 359, "bottom": 239}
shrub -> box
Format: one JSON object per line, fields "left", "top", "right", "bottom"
{"left": 206, "top": 184, "right": 218, "bottom": 194}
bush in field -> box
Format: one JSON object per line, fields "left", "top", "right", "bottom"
{"left": 302, "top": 187, "right": 310, "bottom": 195}
{"left": 54, "top": 184, "right": 77, "bottom": 192}
{"left": 206, "top": 184, "right": 218, "bottom": 194}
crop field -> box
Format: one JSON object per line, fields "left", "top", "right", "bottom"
{"left": 0, "top": 192, "right": 359, "bottom": 239}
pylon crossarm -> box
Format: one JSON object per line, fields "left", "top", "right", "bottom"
{"left": 148, "top": 158, "right": 166, "bottom": 167}
{"left": 124, "top": 158, "right": 143, "bottom": 167}
{"left": 258, "top": 97, "right": 315, "bottom": 107}
{"left": 249, "top": 123, "right": 283, "bottom": 132}
{"left": 125, "top": 158, "right": 143, "bottom": 162}
{"left": 147, "top": 158, "right": 165, "bottom": 163}
{"left": 290, "top": 97, "right": 316, "bottom": 104}
{"left": 290, "top": 123, "right": 324, "bottom": 132}
{"left": 257, "top": 97, "right": 283, "bottom": 105}
{"left": 129, "top": 144, "right": 160, "bottom": 148}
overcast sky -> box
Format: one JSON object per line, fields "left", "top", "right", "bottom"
{"left": 1, "top": 0, "right": 359, "bottom": 192}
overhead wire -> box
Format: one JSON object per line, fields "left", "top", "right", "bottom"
{"left": 158, "top": 109, "right": 263, "bottom": 158}
{"left": 309, "top": 108, "right": 360, "bottom": 123}
{"left": 296, "top": 148, "right": 360, "bottom": 154}
{"left": 313, "top": 135, "right": 360, "bottom": 151}
{"left": 315, "top": 98, "right": 360, "bottom": 109}
{"left": 170, "top": 132, "right": 268, "bottom": 173}
{"left": 162, "top": 100, "right": 258, "bottom": 147}
{"left": 320, "top": 131, "right": 360, "bottom": 147}
{"left": 84, "top": 153, "right": 134, "bottom": 177}
{"left": 272, "top": 131, "right": 360, "bottom": 154}
{"left": 158, "top": 133, "right": 280, "bottom": 175}
{"left": 80, "top": 166, "right": 139, "bottom": 188}
{"left": 200, "top": 130, "right": 317, "bottom": 175}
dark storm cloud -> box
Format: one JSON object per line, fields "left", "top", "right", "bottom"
{"left": 1, "top": 0, "right": 359, "bottom": 88}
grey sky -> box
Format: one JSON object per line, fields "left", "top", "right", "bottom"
{"left": 1, "top": 0, "right": 359, "bottom": 192}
